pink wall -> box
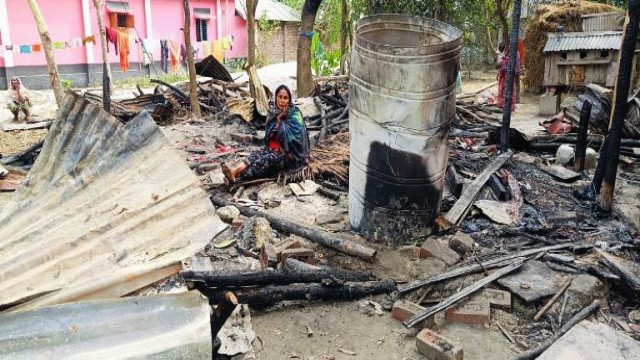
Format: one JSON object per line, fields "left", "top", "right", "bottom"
{"left": 89, "top": 0, "right": 148, "bottom": 65}
{"left": 7, "top": 0, "right": 86, "bottom": 66}
{"left": 0, "top": 30, "right": 6, "bottom": 67}
{"left": 2, "top": 0, "right": 249, "bottom": 69}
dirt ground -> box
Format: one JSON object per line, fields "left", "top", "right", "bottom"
{"left": 2, "top": 68, "right": 639, "bottom": 359}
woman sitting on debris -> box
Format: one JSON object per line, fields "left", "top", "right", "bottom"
{"left": 6, "top": 77, "right": 32, "bottom": 122}
{"left": 221, "top": 84, "right": 310, "bottom": 183}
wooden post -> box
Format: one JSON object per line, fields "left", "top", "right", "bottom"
{"left": 574, "top": 100, "right": 592, "bottom": 172}
{"left": 183, "top": 0, "right": 202, "bottom": 118}
{"left": 600, "top": 3, "right": 640, "bottom": 211}
{"left": 26, "top": 0, "right": 64, "bottom": 107}
{"left": 499, "top": 0, "right": 522, "bottom": 153}
{"left": 92, "top": 0, "right": 113, "bottom": 95}
{"left": 246, "top": 0, "right": 259, "bottom": 66}
{"left": 297, "top": 0, "right": 324, "bottom": 96}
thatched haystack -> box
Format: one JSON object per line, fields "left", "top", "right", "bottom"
{"left": 524, "top": 0, "right": 620, "bottom": 93}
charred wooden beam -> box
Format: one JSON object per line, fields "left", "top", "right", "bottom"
{"left": 211, "top": 196, "right": 377, "bottom": 261}
{"left": 317, "top": 186, "right": 341, "bottom": 201}
{"left": 499, "top": 0, "right": 522, "bottom": 152}
{"left": 200, "top": 279, "right": 396, "bottom": 309}
{"left": 210, "top": 291, "right": 238, "bottom": 339}
{"left": 488, "top": 174, "right": 509, "bottom": 201}
{"left": 601, "top": 5, "right": 640, "bottom": 211}
{"left": 446, "top": 165, "right": 464, "bottom": 198}
{"left": 181, "top": 268, "right": 375, "bottom": 287}
{"left": 574, "top": 100, "right": 592, "bottom": 172}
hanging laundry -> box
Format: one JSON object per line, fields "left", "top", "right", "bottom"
{"left": 160, "top": 40, "right": 169, "bottom": 73}
{"left": 180, "top": 43, "right": 187, "bottom": 66}
{"left": 82, "top": 35, "right": 96, "bottom": 45}
{"left": 5, "top": 45, "right": 13, "bottom": 51}
{"left": 202, "top": 41, "right": 212, "bottom": 57}
{"left": 31, "top": 44, "right": 42, "bottom": 52}
{"left": 212, "top": 40, "right": 223, "bottom": 62}
{"left": 117, "top": 30, "right": 130, "bottom": 72}
{"left": 221, "top": 37, "right": 232, "bottom": 51}
{"left": 53, "top": 42, "right": 65, "bottom": 50}
{"left": 168, "top": 40, "right": 180, "bottom": 73}
{"left": 72, "top": 38, "right": 82, "bottom": 48}
{"left": 19, "top": 45, "right": 32, "bottom": 54}
{"left": 106, "top": 27, "right": 118, "bottom": 54}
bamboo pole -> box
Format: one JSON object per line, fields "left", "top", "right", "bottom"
{"left": 183, "top": 0, "right": 202, "bottom": 119}
{"left": 26, "top": 0, "right": 64, "bottom": 107}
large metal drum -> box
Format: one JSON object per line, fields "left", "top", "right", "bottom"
{"left": 349, "top": 15, "right": 462, "bottom": 246}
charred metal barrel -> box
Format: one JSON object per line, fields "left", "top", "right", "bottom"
{"left": 349, "top": 15, "right": 462, "bottom": 246}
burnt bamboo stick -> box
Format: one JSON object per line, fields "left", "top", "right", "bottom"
{"left": 284, "top": 258, "right": 321, "bottom": 271}
{"left": 515, "top": 300, "right": 601, "bottom": 360}
{"left": 574, "top": 100, "right": 592, "bottom": 172}
{"left": 211, "top": 196, "right": 377, "bottom": 261}
{"left": 533, "top": 279, "right": 572, "bottom": 322}
{"left": 601, "top": 5, "right": 640, "bottom": 211}
{"left": 403, "top": 260, "right": 524, "bottom": 328}
{"left": 398, "top": 243, "right": 573, "bottom": 294}
{"left": 317, "top": 186, "right": 341, "bottom": 200}
{"left": 592, "top": 136, "right": 610, "bottom": 194}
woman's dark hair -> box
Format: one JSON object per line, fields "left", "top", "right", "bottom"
{"left": 274, "top": 84, "right": 293, "bottom": 105}
{"left": 498, "top": 42, "right": 506, "bottom": 53}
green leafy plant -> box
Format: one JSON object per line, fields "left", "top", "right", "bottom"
{"left": 310, "top": 32, "right": 340, "bottom": 76}
{"left": 60, "top": 78, "right": 73, "bottom": 91}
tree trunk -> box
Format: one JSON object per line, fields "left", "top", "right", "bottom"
{"left": 339, "top": 0, "right": 348, "bottom": 74}
{"left": 246, "top": 0, "right": 259, "bottom": 66}
{"left": 297, "top": 0, "right": 324, "bottom": 96}
{"left": 183, "top": 0, "right": 202, "bottom": 118}
{"left": 26, "top": 0, "right": 64, "bottom": 107}
{"left": 495, "top": 0, "right": 512, "bottom": 47}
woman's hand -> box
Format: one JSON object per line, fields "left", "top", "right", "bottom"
{"left": 277, "top": 104, "right": 288, "bottom": 123}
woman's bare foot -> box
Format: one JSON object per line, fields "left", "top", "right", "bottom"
{"left": 221, "top": 163, "right": 236, "bottom": 184}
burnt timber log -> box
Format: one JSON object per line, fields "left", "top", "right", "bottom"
{"left": 200, "top": 279, "right": 397, "bottom": 309}
{"left": 181, "top": 268, "right": 375, "bottom": 287}
{"left": 211, "top": 196, "right": 377, "bottom": 261}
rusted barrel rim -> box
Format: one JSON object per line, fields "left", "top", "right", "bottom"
{"left": 354, "top": 14, "right": 463, "bottom": 56}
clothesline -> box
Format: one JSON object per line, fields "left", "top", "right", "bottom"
{"left": 0, "top": 31, "right": 236, "bottom": 75}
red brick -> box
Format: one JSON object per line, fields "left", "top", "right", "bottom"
{"left": 416, "top": 329, "right": 463, "bottom": 360}
{"left": 444, "top": 300, "right": 490, "bottom": 326}
{"left": 421, "top": 238, "right": 461, "bottom": 266}
{"left": 391, "top": 300, "right": 435, "bottom": 328}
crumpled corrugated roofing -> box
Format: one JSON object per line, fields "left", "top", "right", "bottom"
{"left": 543, "top": 31, "right": 622, "bottom": 52}
{"left": 235, "top": 0, "right": 301, "bottom": 22}
{"left": 0, "top": 292, "right": 212, "bottom": 359}
{"left": 0, "top": 93, "right": 227, "bottom": 311}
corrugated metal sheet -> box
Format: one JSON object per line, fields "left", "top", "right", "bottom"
{"left": 543, "top": 31, "right": 622, "bottom": 52}
{"left": 235, "top": 0, "right": 301, "bottom": 22}
{"left": 0, "top": 93, "right": 227, "bottom": 311}
{"left": 105, "top": 1, "right": 130, "bottom": 14}
{"left": 0, "top": 292, "right": 212, "bottom": 359}
{"left": 582, "top": 12, "right": 624, "bottom": 32}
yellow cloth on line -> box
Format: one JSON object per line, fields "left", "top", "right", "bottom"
{"left": 221, "top": 37, "right": 231, "bottom": 51}
{"left": 202, "top": 41, "right": 212, "bottom": 57}
{"left": 212, "top": 40, "right": 223, "bottom": 62}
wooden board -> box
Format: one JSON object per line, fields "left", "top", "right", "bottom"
{"left": 443, "top": 152, "right": 512, "bottom": 227}
{"left": 247, "top": 65, "right": 269, "bottom": 117}
{"left": 538, "top": 164, "right": 581, "bottom": 182}
{"left": 3, "top": 121, "right": 51, "bottom": 132}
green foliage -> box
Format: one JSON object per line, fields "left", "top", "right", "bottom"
{"left": 310, "top": 32, "right": 340, "bottom": 76}
{"left": 256, "top": 52, "right": 272, "bottom": 68}
{"left": 60, "top": 78, "right": 73, "bottom": 91}
{"left": 279, "top": 0, "right": 305, "bottom": 9}
{"left": 111, "top": 73, "right": 189, "bottom": 89}
{"left": 257, "top": 11, "right": 280, "bottom": 33}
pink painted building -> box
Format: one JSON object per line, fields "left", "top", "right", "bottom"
{"left": 0, "top": 0, "right": 250, "bottom": 90}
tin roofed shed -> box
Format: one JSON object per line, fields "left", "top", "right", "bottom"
{"left": 542, "top": 31, "right": 630, "bottom": 88}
